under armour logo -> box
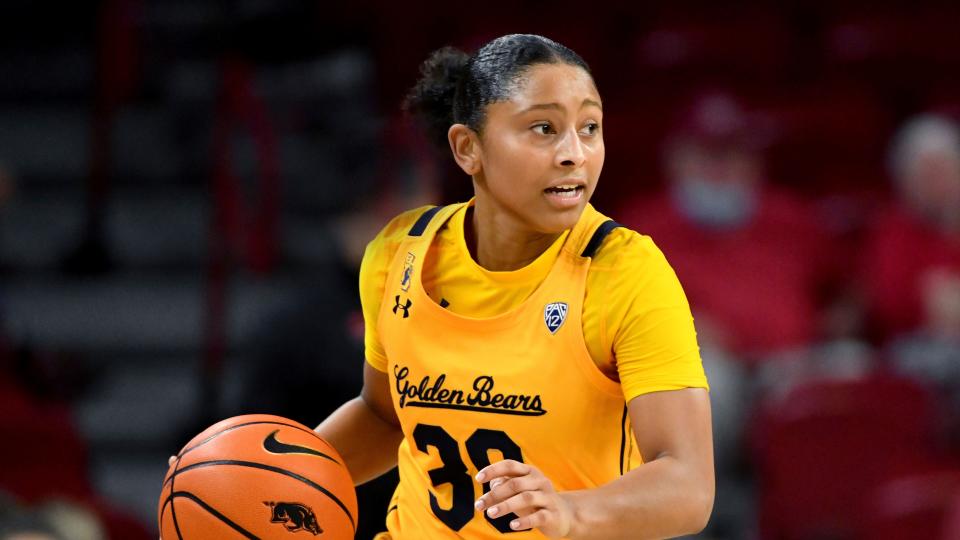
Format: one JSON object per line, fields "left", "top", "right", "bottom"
{"left": 393, "top": 295, "right": 412, "bottom": 318}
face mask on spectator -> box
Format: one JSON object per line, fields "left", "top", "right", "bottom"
{"left": 672, "top": 174, "right": 757, "bottom": 230}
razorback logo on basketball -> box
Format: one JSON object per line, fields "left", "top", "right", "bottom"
{"left": 264, "top": 501, "right": 322, "bottom": 535}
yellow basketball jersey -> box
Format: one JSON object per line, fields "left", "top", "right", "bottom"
{"left": 377, "top": 203, "right": 642, "bottom": 539}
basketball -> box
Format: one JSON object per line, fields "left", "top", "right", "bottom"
{"left": 158, "top": 414, "right": 357, "bottom": 539}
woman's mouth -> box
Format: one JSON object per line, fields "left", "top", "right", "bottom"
{"left": 543, "top": 185, "right": 584, "bottom": 199}
{"left": 543, "top": 185, "right": 585, "bottom": 208}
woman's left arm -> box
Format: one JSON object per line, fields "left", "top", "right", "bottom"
{"left": 474, "top": 387, "right": 714, "bottom": 539}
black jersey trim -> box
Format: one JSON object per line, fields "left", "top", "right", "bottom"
{"left": 619, "top": 405, "right": 629, "bottom": 476}
{"left": 408, "top": 206, "right": 446, "bottom": 236}
{"left": 581, "top": 220, "right": 623, "bottom": 258}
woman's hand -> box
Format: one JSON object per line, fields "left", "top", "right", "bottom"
{"left": 474, "top": 460, "right": 578, "bottom": 538}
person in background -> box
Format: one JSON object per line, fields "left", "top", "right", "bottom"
{"left": 868, "top": 114, "right": 960, "bottom": 446}
{"left": 618, "top": 91, "right": 829, "bottom": 362}
{"left": 0, "top": 496, "right": 104, "bottom": 540}
{"left": 617, "top": 92, "right": 839, "bottom": 536}
{"left": 863, "top": 113, "right": 960, "bottom": 340}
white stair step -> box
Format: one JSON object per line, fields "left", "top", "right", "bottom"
{"left": 0, "top": 107, "right": 89, "bottom": 182}
{"left": 0, "top": 194, "right": 85, "bottom": 267}
{"left": 75, "top": 362, "right": 201, "bottom": 446}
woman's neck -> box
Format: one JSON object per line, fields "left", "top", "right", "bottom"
{"left": 464, "top": 203, "right": 561, "bottom": 272}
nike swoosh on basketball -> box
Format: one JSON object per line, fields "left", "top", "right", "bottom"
{"left": 263, "top": 430, "right": 340, "bottom": 464}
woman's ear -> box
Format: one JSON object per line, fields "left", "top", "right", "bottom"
{"left": 448, "top": 124, "right": 482, "bottom": 176}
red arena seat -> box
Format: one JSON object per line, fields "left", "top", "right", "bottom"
{"left": 751, "top": 373, "right": 942, "bottom": 540}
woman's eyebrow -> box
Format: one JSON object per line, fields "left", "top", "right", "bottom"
{"left": 517, "top": 99, "right": 603, "bottom": 115}
{"left": 583, "top": 98, "right": 603, "bottom": 110}
{"left": 519, "top": 102, "right": 563, "bottom": 114}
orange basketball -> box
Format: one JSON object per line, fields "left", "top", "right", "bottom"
{"left": 158, "top": 414, "right": 357, "bottom": 539}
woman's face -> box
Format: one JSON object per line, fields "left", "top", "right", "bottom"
{"left": 474, "top": 63, "right": 604, "bottom": 234}
{"left": 904, "top": 148, "right": 960, "bottom": 219}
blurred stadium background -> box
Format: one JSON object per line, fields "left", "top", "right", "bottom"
{"left": 1, "top": 1, "right": 959, "bottom": 539}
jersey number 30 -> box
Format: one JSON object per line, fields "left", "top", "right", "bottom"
{"left": 412, "top": 424, "right": 525, "bottom": 533}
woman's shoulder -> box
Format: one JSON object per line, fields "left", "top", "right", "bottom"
{"left": 362, "top": 205, "right": 437, "bottom": 273}
{"left": 372, "top": 205, "right": 437, "bottom": 244}
{"left": 584, "top": 222, "right": 692, "bottom": 331}
{"left": 587, "top": 221, "right": 664, "bottom": 271}
{"left": 586, "top": 223, "right": 683, "bottom": 303}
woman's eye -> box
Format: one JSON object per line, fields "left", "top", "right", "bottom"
{"left": 581, "top": 122, "right": 600, "bottom": 136}
{"left": 533, "top": 123, "right": 554, "bottom": 135}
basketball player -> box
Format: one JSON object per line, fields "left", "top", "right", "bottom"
{"left": 315, "top": 34, "right": 714, "bottom": 539}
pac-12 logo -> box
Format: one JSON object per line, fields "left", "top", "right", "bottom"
{"left": 264, "top": 501, "right": 322, "bottom": 535}
{"left": 544, "top": 302, "right": 568, "bottom": 334}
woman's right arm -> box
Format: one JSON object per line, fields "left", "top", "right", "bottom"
{"left": 315, "top": 362, "right": 403, "bottom": 485}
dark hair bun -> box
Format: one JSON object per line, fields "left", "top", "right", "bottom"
{"left": 403, "top": 46, "right": 470, "bottom": 150}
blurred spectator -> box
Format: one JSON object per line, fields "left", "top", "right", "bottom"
{"left": 36, "top": 501, "right": 103, "bottom": 540}
{"left": 863, "top": 114, "right": 960, "bottom": 340}
{"left": 888, "top": 328, "right": 960, "bottom": 448}
{"left": 619, "top": 91, "right": 832, "bottom": 360}
{"left": 0, "top": 521, "right": 62, "bottom": 540}
{"left": 617, "top": 91, "right": 843, "bottom": 539}
{"left": 887, "top": 190, "right": 960, "bottom": 445}
{"left": 0, "top": 495, "right": 104, "bottom": 540}
{"left": 755, "top": 339, "right": 876, "bottom": 402}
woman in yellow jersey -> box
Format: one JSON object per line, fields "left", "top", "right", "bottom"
{"left": 316, "top": 34, "right": 714, "bottom": 539}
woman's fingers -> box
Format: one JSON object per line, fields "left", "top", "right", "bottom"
{"left": 472, "top": 459, "right": 573, "bottom": 538}
{"left": 509, "top": 508, "right": 554, "bottom": 532}
{"left": 475, "top": 474, "right": 547, "bottom": 511}
{"left": 475, "top": 459, "right": 531, "bottom": 483}
{"left": 484, "top": 488, "right": 551, "bottom": 519}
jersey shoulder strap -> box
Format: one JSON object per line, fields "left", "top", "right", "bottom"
{"left": 580, "top": 219, "right": 623, "bottom": 258}
{"left": 407, "top": 205, "right": 447, "bottom": 236}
